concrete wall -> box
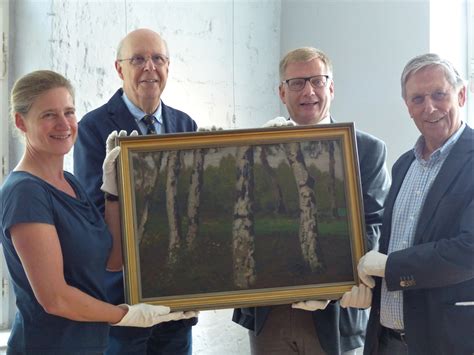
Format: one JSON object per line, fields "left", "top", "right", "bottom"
{"left": 10, "top": 0, "right": 282, "bottom": 173}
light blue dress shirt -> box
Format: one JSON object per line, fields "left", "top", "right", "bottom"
{"left": 121, "top": 93, "right": 163, "bottom": 134}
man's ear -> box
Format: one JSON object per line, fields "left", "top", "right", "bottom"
{"left": 329, "top": 79, "right": 335, "bottom": 100}
{"left": 458, "top": 85, "right": 466, "bottom": 107}
{"left": 115, "top": 61, "right": 124, "bottom": 80}
{"left": 279, "top": 84, "right": 287, "bottom": 105}
{"left": 15, "top": 113, "right": 27, "bottom": 133}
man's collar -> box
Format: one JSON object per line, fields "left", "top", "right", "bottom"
{"left": 121, "top": 92, "right": 163, "bottom": 124}
{"left": 289, "top": 114, "right": 331, "bottom": 125}
{"left": 413, "top": 122, "right": 466, "bottom": 162}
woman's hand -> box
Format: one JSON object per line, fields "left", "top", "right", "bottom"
{"left": 112, "top": 304, "right": 199, "bottom": 327}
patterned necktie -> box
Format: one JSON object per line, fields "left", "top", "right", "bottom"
{"left": 142, "top": 114, "right": 157, "bottom": 134}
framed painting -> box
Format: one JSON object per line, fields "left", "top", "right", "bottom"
{"left": 116, "top": 123, "right": 367, "bottom": 311}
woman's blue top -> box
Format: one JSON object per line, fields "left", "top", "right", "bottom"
{"left": 0, "top": 171, "right": 112, "bottom": 354}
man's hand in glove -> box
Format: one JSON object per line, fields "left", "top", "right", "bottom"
{"left": 340, "top": 284, "right": 372, "bottom": 309}
{"left": 291, "top": 300, "right": 330, "bottom": 311}
{"left": 100, "top": 130, "right": 138, "bottom": 196}
{"left": 262, "top": 117, "right": 295, "bottom": 128}
{"left": 357, "top": 250, "right": 388, "bottom": 288}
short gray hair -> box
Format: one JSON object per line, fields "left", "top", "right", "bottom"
{"left": 401, "top": 53, "right": 464, "bottom": 99}
{"left": 279, "top": 47, "right": 333, "bottom": 82}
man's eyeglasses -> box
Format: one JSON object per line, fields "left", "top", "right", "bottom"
{"left": 282, "top": 75, "right": 331, "bottom": 91}
{"left": 409, "top": 91, "right": 450, "bottom": 105}
{"left": 117, "top": 54, "right": 169, "bottom": 68}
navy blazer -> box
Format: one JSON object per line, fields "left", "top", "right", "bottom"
{"left": 74, "top": 88, "right": 197, "bottom": 215}
{"left": 364, "top": 126, "right": 474, "bottom": 355}
{"left": 73, "top": 89, "right": 198, "bottom": 333}
{"left": 233, "top": 126, "right": 391, "bottom": 355}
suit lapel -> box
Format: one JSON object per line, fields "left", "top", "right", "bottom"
{"left": 380, "top": 152, "right": 414, "bottom": 253}
{"left": 161, "top": 102, "right": 177, "bottom": 133}
{"left": 413, "top": 127, "right": 474, "bottom": 244}
{"left": 107, "top": 89, "right": 142, "bottom": 133}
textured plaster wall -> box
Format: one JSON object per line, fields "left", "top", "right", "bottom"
{"left": 11, "top": 0, "right": 281, "bottom": 172}
{"left": 49, "top": 0, "right": 283, "bottom": 129}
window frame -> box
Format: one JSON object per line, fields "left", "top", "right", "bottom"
{"left": 0, "top": 0, "right": 13, "bottom": 331}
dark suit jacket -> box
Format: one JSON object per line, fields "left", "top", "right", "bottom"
{"left": 74, "top": 88, "right": 197, "bottom": 215}
{"left": 73, "top": 88, "right": 198, "bottom": 329}
{"left": 233, "top": 126, "right": 391, "bottom": 355}
{"left": 364, "top": 126, "right": 474, "bottom": 355}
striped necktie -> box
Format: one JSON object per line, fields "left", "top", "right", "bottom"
{"left": 142, "top": 114, "right": 157, "bottom": 134}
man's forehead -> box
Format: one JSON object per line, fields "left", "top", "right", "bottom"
{"left": 122, "top": 35, "right": 166, "bottom": 55}
{"left": 285, "top": 58, "right": 327, "bottom": 75}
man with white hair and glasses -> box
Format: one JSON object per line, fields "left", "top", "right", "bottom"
{"left": 74, "top": 28, "right": 197, "bottom": 355}
{"left": 358, "top": 53, "right": 473, "bottom": 354}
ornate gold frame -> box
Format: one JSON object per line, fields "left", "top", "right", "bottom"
{"left": 117, "top": 123, "right": 366, "bottom": 311}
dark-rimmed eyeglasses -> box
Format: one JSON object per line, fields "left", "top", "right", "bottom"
{"left": 282, "top": 75, "right": 331, "bottom": 91}
{"left": 117, "top": 54, "right": 169, "bottom": 68}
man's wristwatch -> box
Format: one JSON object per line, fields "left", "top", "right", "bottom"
{"left": 105, "top": 192, "right": 119, "bottom": 202}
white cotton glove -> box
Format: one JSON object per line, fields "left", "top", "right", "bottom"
{"left": 357, "top": 250, "right": 388, "bottom": 288}
{"left": 100, "top": 130, "right": 138, "bottom": 196}
{"left": 291, "top": 299, "right": 330, "bottom": 311}
{"left": 197, "top": 125, "right": 224, "bottom": 132}
{"left": 340, "top": 284, "right": 372, "bottom": 309}
{"left": 112, "top": 304, "right": 199, "bottom": 328}
{"left": 262, "top": 116, "right": 295, "bottom": 128}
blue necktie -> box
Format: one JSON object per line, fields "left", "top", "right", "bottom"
{"left": 142, "top": 115, "right": 157, "bottom": 134}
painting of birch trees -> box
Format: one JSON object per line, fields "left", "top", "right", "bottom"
{"left": 131, "top": 137, "right": 355, "bottom": 299}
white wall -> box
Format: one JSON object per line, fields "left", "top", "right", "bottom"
{"left": 281, "top": 0, "right": 430, "bottom": 169}
{"left": 280, "top": 0, "right": 469, "bottom": 169}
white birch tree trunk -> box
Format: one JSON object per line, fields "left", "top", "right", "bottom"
{"left": 232, "top": 145, "right": 257, "bottom": 289}
{"left": 328, "top": 141, "right": 338, "bottom": 218}
{"left": 166, "top": 151, "right": 181, "bottom": 263}
{"left": 284, "top": 142, "right": 324, "bottom": 272}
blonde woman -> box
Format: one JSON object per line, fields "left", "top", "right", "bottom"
{"left": 0, "top": 70, "right": 196, "bottom": 354}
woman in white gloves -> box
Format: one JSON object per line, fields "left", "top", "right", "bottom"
{"left": 0, "top": 70, "right": 196, "bottom": 355}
